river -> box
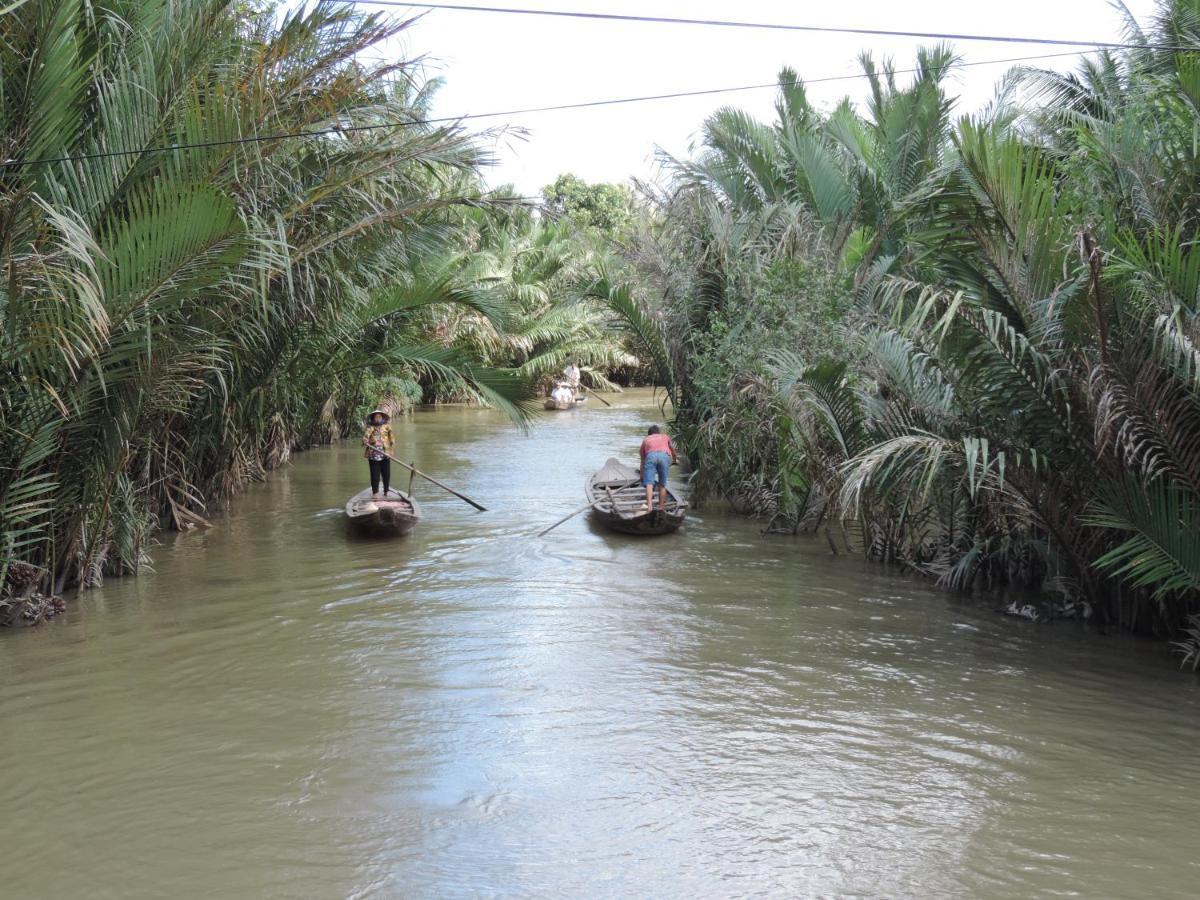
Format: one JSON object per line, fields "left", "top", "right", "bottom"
{"left": 3, "top": 389, "right": 1200, "bottom": 898}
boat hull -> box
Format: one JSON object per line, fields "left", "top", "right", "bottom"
{"left": 544, "top": 396, "right": 585, "bottom": 411}
{"left": 344, "top": 488, "right": 421, "bottom": 536}
{"left": 590, "top": 506, "right": 685, "bottom": 536}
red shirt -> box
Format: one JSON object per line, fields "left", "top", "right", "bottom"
{"left": 640, "top": 433, "right": 673, "bottom": 459}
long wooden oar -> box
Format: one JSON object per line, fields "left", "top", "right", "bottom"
{"left": 579, "top": 384, "right": 613, "bottom": 408}
{"left": 538, "top": 501, "right": 594, "bottom": 536}
{"left": 382, "top": 452, "right": 488, "bottom": 511}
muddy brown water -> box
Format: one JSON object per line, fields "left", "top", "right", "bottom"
{"left": 3, "top": 389, "right": 1200, "bottom": 898}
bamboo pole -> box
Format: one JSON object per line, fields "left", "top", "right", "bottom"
{"left": 538, "top": 502, "right": 594, "bottom": 536}
{"left": 382, "top": 452, "right": 487, "bottom": 511}
{"left": 579, "top": 384, "right": 613, "bottom": 408}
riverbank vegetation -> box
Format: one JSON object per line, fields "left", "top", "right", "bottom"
{"left": 0, "top": 0, "right": 639, "bottom": 605}
{"left": 7, "top": 0, "right": 1200, "bottom": 655}
{"left": 622, "top": 1, "right": 1200, "bottom": 641}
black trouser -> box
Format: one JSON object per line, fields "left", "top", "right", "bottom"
{"left": 369, "top": 458, "right": 391, "bottom": 494}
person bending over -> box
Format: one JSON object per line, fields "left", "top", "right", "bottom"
{"left": 639, "top": 425, "right": 677, "bottom": 511}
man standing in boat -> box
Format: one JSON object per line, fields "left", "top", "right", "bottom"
{"left": 363, "top": 409, "right": 395, "bottom": 500}
{"left": 563, "top": 360, "right": 581, "bottom": 391}
{"left": 639, "top": 425, "right": 677, "bottom": 512}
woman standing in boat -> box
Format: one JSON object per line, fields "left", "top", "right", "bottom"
{"left": 363, "top": 410, "right": 395, "bottom": 500}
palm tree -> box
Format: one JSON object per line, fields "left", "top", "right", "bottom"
{"left": 632, "top": 1, "right": 1200, "bottom": 636}
{"left": 0, "top": 0, "right": 533, "bottom": 594}
{"left": 430, "top": 210, "right": 641, "bottom": 389}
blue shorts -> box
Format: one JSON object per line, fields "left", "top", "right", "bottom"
{"left": 642, "top": 451, "right": 670, "bottom": 487}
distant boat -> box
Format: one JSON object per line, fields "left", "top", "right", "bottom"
{"left": 544, "top": 394, "right": 586, "bottom": 410}
{"left": 544, "top": 385, "right": 586, "bottom": 410}
{"left": 585, "top": 457, "right": 686, "bottom": 536}
{"left": 344, "top": 488, "right": 421, "bottom": 536}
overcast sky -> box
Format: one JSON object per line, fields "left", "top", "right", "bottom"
{"left": 365, "top": 0, "right": 1161, "bottom": 194}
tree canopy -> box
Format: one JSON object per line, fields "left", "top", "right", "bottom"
{"left": 541, "top": 173, "right": 633, "bottom": 234}
{"left": 611, "top": 0, "right": 1200, "bottom": 645}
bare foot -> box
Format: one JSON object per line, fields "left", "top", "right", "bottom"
{"left": 371, "top": 493, "right": 380, "bottom": 500}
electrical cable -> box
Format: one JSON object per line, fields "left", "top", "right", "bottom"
{"left": 351, "top": 1, "right": 1183, "bottom": 52}
{"left": 0, "top": 48, "right": 1098, "bottom": 169}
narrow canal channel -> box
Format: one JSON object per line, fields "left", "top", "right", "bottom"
{"left": 3, "top": 390, "right": 1199, "bottom": 898}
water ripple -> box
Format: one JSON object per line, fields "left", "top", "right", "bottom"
{"left": 3, "top": 394, "right": 1200, "bottom": 898}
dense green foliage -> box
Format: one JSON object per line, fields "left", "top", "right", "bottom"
{"left": 10, "top": 0, "right": 1200, "bottom": 654}
{"left": 0, "top": 0, "right": 634, "bottom": 600}
{"left": 430, "top": 206, "right": 638, "bottom": 390}
{"left": 628, "top": 1, "right": 1200, "bottom": 638}
{"left": 542, "top": 173, "right": 634, "bottom": 235}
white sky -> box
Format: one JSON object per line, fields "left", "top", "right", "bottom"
{"left": 367, "top": 0, "right": 1161, "bottom": 194}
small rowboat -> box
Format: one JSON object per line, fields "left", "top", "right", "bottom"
{"left": 344, "top": 488, "right": 421, "bottom": 536}
{"left": 585, "top": 457, "right": 686, "bottom": 536}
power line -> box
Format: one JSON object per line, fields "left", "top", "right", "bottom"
{"left": 1, "top": 49, "right": 1094, "bottom": 170}
{"left": 352, "top": 1, "right": 1179, "bottom": 52}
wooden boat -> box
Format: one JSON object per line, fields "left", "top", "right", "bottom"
{"left": 544, "top": 391, "right": 586, "bottom": 410}
{"left": 344, "top": 487, "right": 421, "bottom": 536}
{"left": 544, "top": 395, "right": 586, "bottom": 411}
{"left": 585, "top": 457, "right": 686, "bottom": 536}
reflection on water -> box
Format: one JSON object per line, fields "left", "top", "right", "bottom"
{"left": 2, "top": 390, "right": 1200, "bottom": 898}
